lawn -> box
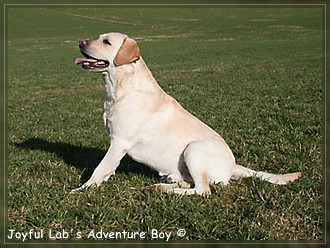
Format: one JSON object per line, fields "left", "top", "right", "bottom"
{"left": 6, "top": 7, "right": 323, "bottom": 243}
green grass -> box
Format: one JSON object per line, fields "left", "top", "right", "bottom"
{"left": 7, "top": 7, "right": 323, "bottom": 242}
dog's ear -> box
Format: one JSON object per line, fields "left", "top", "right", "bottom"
{"left": 114, "top": 38, "right": 140, "bottom": 66}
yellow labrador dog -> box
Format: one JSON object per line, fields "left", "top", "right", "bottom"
{"left": 72, "top": 32, "right": 301, "bottom": 195}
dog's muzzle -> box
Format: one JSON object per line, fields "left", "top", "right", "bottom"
{"left": 75, "top": 40, "right": 110, "bottom": 72}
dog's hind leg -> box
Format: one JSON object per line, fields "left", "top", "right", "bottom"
{"left": 150, "top": 181, "right": 192, "bottom": 193}
{"left": 175, "top": 139, "right": 235, "bottom": 195}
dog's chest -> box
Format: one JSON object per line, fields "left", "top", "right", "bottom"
{"left": 103, "top": 99, "right": 113, "bottom": 128}
{"left": 103, "top": 76, "right": 117, "bottom": 134}
{"left": 104, "top": 90, "right": 114, "bottom": 117}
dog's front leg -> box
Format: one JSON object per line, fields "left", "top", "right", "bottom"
{"left": 71, "top": 139, "right": 127, "bottom": 193}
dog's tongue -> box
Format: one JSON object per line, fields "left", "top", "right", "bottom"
{"left": 75, "top": 58, "right": 97, "bottom": 64}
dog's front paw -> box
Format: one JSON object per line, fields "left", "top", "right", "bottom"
{"left": 70, "top": 183, "right": 90, "bottom": 194}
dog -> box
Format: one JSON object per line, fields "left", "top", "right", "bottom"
{"left": 72, "top": 32, "right": 301, "bottom": 195}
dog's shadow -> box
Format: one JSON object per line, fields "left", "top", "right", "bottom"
{"left": 14, "top": 138, "right": 158, "bottom": 183}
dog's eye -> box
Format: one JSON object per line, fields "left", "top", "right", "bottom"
{"left": 103, "top": 39, "right": 112, "bottom": 45}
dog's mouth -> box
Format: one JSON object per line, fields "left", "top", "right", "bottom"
{"left": 75, "top": 51, "right": 109, "bottom": 71}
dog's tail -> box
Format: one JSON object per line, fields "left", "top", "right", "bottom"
{"left": 231, "top": 164, "right": 301, "bottom": 185}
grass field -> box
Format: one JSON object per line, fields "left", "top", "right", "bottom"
{"left": 6, "top": 7, "right": 323, "bottom": 242}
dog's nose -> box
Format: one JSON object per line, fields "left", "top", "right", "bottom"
{"left": 79, "top": 39, "right": 89, "bottom": 47}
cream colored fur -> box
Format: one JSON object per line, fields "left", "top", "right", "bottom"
{"left": 72, "top": 32, "right": 301, "bottom": 195}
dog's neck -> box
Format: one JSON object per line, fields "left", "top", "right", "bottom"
{"left": 102, "top": 70, "right": 117, "bottom": 104}
{"left": 103, "top": 58, "right": 164, "bottom": 103}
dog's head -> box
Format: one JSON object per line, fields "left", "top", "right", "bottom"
{"left": 75, "top": 32, "right": 140, "bottom": 72}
